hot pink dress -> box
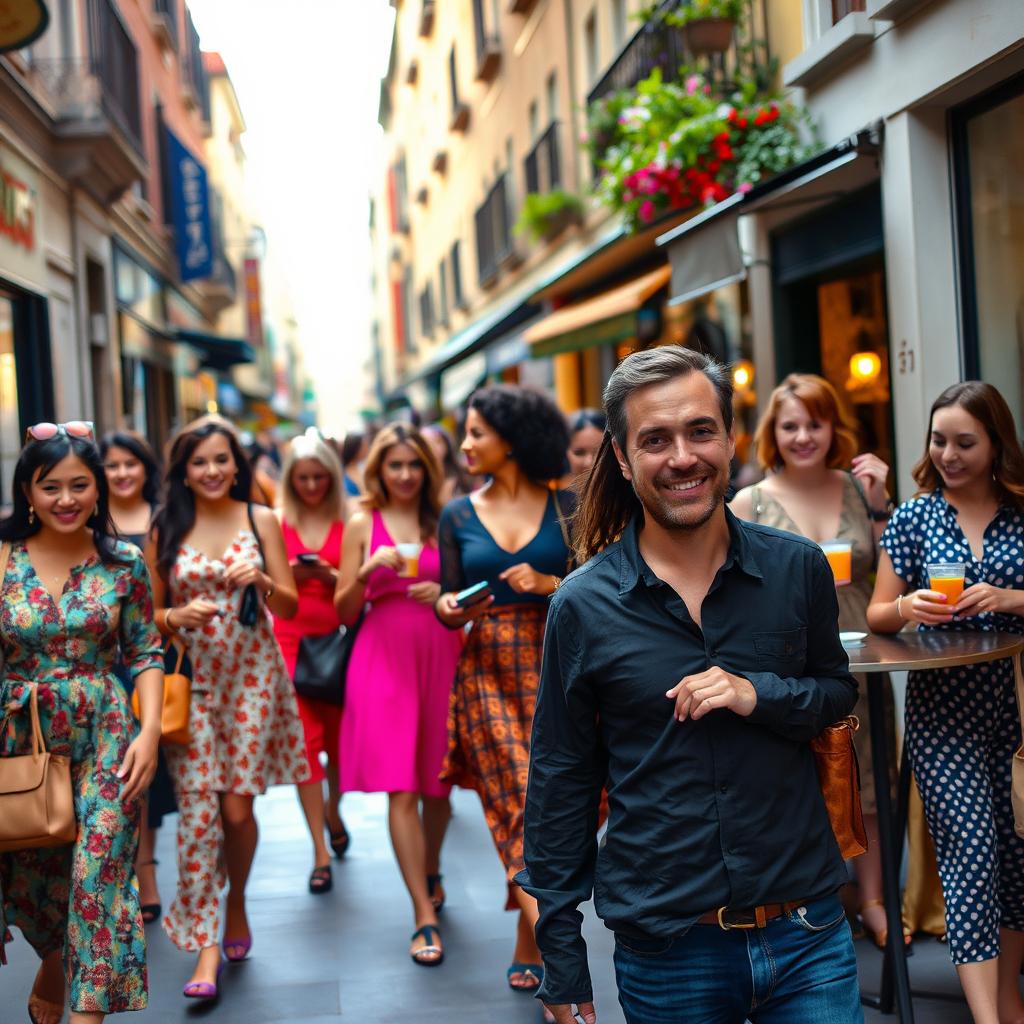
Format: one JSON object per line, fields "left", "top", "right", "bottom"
{"left": 340, "top": 510, "right": 462, "bottom": 797}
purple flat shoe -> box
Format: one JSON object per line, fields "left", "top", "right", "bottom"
{"left": 183, "top": 962, "right": 223, "bottom": 1000}
{"left": 223, "top": 935, "right": 252, "bottom": 962}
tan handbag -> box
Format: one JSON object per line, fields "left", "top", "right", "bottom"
{"left": 0, "top": 683, "right": 76, "bottom": 852}
{"left": 1012, "top": 654, "right": 1024, "bottom": 838}
{"left": 131, "top": 639, "right": 191, "bottom": 746}
{"left": 811, "top": 715, "right": 868, "bottom": 860}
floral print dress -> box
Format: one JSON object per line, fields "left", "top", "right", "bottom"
{"left": 0, "top": 541, "right": 164, "bottom": 1014}
{"left": 162, "top": 527, "right": 308, "bottom": 952}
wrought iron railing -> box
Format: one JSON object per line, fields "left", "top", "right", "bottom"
{"left": 586, "top": 0, "right": 770, "bottom": 109}
{"left": 524, "top": 121, "right": 562, "bottom": 195}
{"left": 475, "top": 174, "right": 512, "bottom": 286}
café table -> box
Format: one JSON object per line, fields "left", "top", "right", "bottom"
{"left": 845, "top": 629, "right": 1024, "bottom": 1022}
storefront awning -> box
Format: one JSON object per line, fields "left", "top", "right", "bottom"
{"left": 656, "top": 133, "right": 880, "bottom": 306}
{"left": 440, "top": 351, "right": 488, "bottom": 410}
{"left": 172, "top": 328, "right": 256, "bottom": 371}
{"left": 525, "top": 265, "right": 670, "bottom": 358}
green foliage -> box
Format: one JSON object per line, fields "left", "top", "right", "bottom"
{"left": 514, "top": 190, "right": 585, "bottom": 241}
{"left": 666, "top": 0, "right": 745, "bottom": 26}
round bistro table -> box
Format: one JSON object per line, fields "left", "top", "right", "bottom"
{"left": 846, "top": 630, "right": 1024, "bottom": 1022}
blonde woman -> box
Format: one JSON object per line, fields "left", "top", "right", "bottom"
{"left": 334, "top": 424, "right": 462, "bottom": 965}
{"left": 273, "top": 430, "right": 350, "bottom": 893}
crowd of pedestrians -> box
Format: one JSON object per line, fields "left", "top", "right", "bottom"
{"left": 0, "top": 349, "right": 1023, "bottom": 1024}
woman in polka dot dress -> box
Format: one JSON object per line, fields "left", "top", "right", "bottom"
{"left": 868, "top": 382, "right": 1024, "bottom": 1024}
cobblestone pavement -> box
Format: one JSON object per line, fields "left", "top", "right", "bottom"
{"left": 4, "top": 785, "right": 972, "bottom": 1021}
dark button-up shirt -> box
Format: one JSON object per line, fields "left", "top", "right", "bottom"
{"left": 516, "top": 511, "right": 857, "bottom": 1005}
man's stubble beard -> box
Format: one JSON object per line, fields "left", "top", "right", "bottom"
{"left": 634, "top": 469, "right": 730, "bottom": 533}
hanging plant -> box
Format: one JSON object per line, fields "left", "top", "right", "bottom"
{"left": 666, "top": 0, "right": 745, "bottom": 55}
{"left": 515, "top": 190, "right": 585, "bottom": 242}
{"left": 587, "top": 68, "right": 817, "bottom": 231}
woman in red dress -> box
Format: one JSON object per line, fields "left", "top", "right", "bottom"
{"left": 273, "top": 430, "right": 350, "bottom": 893}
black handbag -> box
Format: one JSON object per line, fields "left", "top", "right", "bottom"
{"left": 293, "top": 614, "right": 362, "bottom": 706}
{"left": 239, "top": 503, "right": 264, "bottom": 629}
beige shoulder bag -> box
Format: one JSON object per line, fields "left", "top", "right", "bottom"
{"left": 1012, "top": 653, "right": 1024, "bottom": 838}
{"left": 0, "top": 543, "right": 77, "bottom": 852}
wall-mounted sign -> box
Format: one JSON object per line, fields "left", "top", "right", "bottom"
{"left": 164, "top": 125, "right": 213, "bottom": 283}
{"left": 0, "top": 0, "right": 49, "bottom": 53}
{"left": 0, "top": 161, "right": 35, "bottom": 252}
{"left": 243, "top": 257, "right": 264, "bottom": 349}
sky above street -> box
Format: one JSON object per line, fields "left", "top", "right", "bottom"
{"left": 187, "top": 0, "right": 394, "bottom": 436}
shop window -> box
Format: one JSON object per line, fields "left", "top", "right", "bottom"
{"left": 955, "top": 76, "right": 1024, "bottom": 428}
{"left": 0, "top": 295, "right": 21, "bottom": 506}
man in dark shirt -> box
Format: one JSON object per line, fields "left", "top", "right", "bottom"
{"left": 518, "top": 346, "right": 862, "bottom": 1024}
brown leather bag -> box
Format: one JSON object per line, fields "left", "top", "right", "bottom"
{"left": 1012, "top": 654, "right": 1024, "bottom": 839}
{"left": 0, "top": 682, "right": 76, "bottom": 852}
{"left": 131, "top": 639, "right": 191, "bottom": 746}
{"left": 811, "top": 715, "right": 868, "bottom": 859}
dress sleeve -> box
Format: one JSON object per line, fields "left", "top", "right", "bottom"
{"left": 438, "top": 500, "right": 467, "bottom": 595}
{"left": 121, "top": 550, "right": 165, "bottom": 679}
{"left": 880, "top": 501, "right": 920, "bottom": 587}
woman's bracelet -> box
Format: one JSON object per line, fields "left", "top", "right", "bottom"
{"left": 166, "top": 608, "right": 178, "bottom": 631}
{"left": 550, "top": 575, "right": 562, "bottom": 592}
{"left": 896, "top": 594, "right": 906, "bottom": 621}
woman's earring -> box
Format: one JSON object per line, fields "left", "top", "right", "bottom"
{"left": 28, "top": 505, "right": 34, "bottom": 525}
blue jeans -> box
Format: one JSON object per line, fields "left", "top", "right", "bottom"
{"left": 613, "top": 895, "right": 863, "bottom": 1024}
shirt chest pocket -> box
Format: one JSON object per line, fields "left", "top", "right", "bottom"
{"left": 752, "top": 627, "right": 807, "bottom": 675}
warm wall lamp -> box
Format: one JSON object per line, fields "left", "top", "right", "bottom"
{"left": 732, "top": 359, "right": 754, "bottom": 391}
{"left": 849, "top": 351, "right": 882, "bottom": 384}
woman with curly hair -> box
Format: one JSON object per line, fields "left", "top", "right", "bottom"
{"left": 434, "top": 385, "right": 574, "bottom": 1000}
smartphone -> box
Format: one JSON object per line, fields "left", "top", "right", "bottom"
{"left": 296, "top": 553, "right": 320, "bottom": 565}
{"left": 454, "top": 581, "right": 492, "bottom": 608}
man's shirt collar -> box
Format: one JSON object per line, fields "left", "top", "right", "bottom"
{"left": 617, "top": 505, "right": 764, "bottom": 597}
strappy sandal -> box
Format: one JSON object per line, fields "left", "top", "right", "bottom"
{"left": 27, "top": 994, "right": 63, "bottom": 1024}
{"left": 309, "top": 864, "right": 333, "bottom": 894}
{"left": 328, "top": 824, "right": 351, "bottom": 860}
{"left": 137, "top": 858, "right": 161, "bottom": 923}
{"left": 427, "top": 873, "right": 445, "bottom": 913}
{"left": 859, "top": 899, "right": 913, "bottom": 953}
{"left": 410, "top": 924, "right": 444, "bottom": 966}
{"left": 507, "top": 961, "right": 544, "bottom": 991}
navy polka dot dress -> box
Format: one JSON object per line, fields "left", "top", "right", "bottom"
{"left": 881, "top": 489, "right": 1024, "bottom": 963}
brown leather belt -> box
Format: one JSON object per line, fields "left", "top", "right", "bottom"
{"left": 696, "top": 900, "right": 806, "bottom": 930}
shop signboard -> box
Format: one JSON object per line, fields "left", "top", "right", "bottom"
{"left": 244, "top": 257, "right": 264, "bottom": 348}
{"left": 0, "top": 0, "right": 49, "bottom": 52}
{"left": 165, "top": 126, "right": 214, "bottom": 283}
{"left": 0, "top": 142, "right": 45, "bottom": 288}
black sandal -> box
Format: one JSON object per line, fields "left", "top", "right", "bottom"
{"left": 410, "top": 924, "right": 444, "bottom": 966}
{"left": 309, "top": 864, "right": 333, "bottom": 894}
{"left": 328, "top": 825, "right": 350, "bottom": 860}
{"left": 137, "top": 859, "right": 161, "bottom": 923}
{"left": 427, "top": 873, "right": 445, "bottom": 913}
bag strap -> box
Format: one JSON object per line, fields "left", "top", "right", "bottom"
{"left": 165, "top": 637, "right": 186, "bottom": 675}
{"left": 848, "top": 472, "right": 873, "bottom": 520}
{"left": 247, "top": 503, "right": 266, "bottom": 563}
{"left": 27, "top": 683, "right": 46, "bottom": 759}
{"left": 0, "top": 541, "right": 11, "bottom": 587}
{"left": 1014, "top": 652, "right": 1024, "bottom": 749}
{"left": 550, "top": 489, "right": 574, "bottom": 576}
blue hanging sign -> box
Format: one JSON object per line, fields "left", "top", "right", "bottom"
{"left": 165, "top": 126, "right": 213, "bottom": 282}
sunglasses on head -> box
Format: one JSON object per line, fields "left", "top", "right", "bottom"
{"left": 24, "top": 421, "right": 96, "bottom": 444}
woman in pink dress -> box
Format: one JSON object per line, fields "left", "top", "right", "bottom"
{"left": 334, "top": 423, "right": 462, "bottom": 967}
{"left": 273, "top": 431, "right": 350, "bottom": 894}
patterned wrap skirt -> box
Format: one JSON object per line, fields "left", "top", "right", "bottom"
{"left": 441, "top": 604, "right": 546, "bottom": 910}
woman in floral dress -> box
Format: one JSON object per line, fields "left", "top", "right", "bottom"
{"left": 148, "top": 415, "right": 306, "bottom": 1001}
{"left": 0, "top": 424, "right": 164, "bottom": 1024}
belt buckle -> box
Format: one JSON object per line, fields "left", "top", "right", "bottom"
{"left": 717, "top": 906, "right": 755, "bottom": 930}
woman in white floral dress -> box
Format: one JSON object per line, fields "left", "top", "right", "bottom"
{"left": 147, "top": 416, "right": 306, "bottom": 1001}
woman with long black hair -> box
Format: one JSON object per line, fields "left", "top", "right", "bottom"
{"left": 148, "top": 415, "right": 306, "bottom": 1001}
{"left": 99, "top": 431, "right": 177, "bottom": 924}
{"left": 0, "top": 423, "right": 164, "bottom": 1024}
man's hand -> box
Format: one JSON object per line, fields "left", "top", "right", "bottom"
{"left": 544, "top": 1001, "right": 597, "bottom": 1024}
{"left": 666, "top": 667, "right": 757, "bottom": 722}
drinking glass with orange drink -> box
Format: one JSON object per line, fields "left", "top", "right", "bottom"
{"left": 927, "top": 562, "right": 966, "bottom": 606}
{"left": 820, "top": 540, "right": 853, "bottom": 587}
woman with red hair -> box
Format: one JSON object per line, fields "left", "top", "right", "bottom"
{"left": 731, "top": 373, "right": 901, "bottom": 948}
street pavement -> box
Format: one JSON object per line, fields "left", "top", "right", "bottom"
{"left": 4, "top": 785, "right": 974, "bottom": 1022}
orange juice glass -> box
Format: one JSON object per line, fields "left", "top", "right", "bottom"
{"left": 928, "top": 563, "right": 965, "bottom": 605}
{"left": 397, "top": 543, "right": 422, "bottom": 578}
{"left": 820, "top": 541, "right": 853, "bottom": 586}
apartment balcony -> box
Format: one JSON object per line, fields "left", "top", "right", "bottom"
{"left": 194, "top": 252, "right": 237, "bottom": 318}
{"left": 449, "top": 101, "right": 471, "bottom": 133}
{"left": 474, "top": 35, "right": 502, "bottom": 83}
{"left": 419, "top": 0, "right": 435, "bottom": 36}
{"left": 508, "top": 0, "right": 537, "bottom": 12}
{"left": 587, "top": 0, "right": 769, "bottom": 109}
{"left": 151, "top": 0, "right": 178, "bottom": 50}
{"left": 31, "top": 55, "right": 145, "bottom": 204}
{"left": 524, "top": 121, "right": 562, "bottom": 194}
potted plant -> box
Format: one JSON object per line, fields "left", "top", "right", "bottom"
{"left": 514, "top": 189, "right": 585, "bottom": 242}
{"left": 668, "top": 0, "right": 744, "bottom": 56}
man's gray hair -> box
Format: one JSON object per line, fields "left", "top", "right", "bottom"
{"left": 603, "top": 346, "right": 734, "bottom": 448}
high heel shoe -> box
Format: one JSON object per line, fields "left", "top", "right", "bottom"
{"left": 183, "top": 962, "right": 224, "bottom": 1000}
{"left": 328, "top": 824, "right": 350, "bottom": 860}
{"left": 137, "top": 858, "right": 162, "bottom": 923}
{"left": 859, "top": 899, "right": 913, "bottom": 953}
{"left": 27, "top": 995, "right": 63, "bottom": 1024}
{"left": 223, "top": 935, "right": 252, "bottom": 962}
